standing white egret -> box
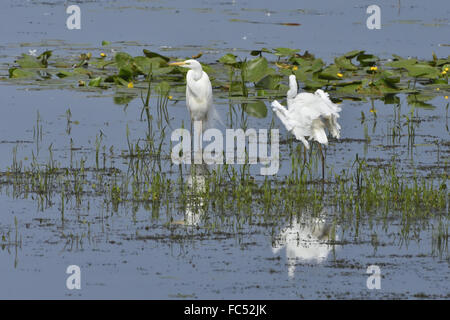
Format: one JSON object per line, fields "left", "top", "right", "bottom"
{"left": 169, "top": 59, "right": 220, "bottom": 163}
{"left": 168, "top": 59, "right": 216, "bottom": 131}
{"left": 272, "top": 75, "right": 342, "bottom": 179}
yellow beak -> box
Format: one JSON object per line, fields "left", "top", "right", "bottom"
{"left": 169, "top": 61, "right": 186, "bottom": 66}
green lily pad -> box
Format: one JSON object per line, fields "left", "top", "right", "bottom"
{"left": 17, "top": 54, "right": 44, "bottom": 68}
{"left": 335, "top": 83, "right": 361, "bottom": 94}
{"left": 380, "top": 70, "right": 401, "bottom": 85}
{"left": 255, "top": 75, "right": 282, "bottom": 90}
{"left": 273, "top": 47, "right": 299, "bottom": 57}
{"left": 244, "top": 57, "right": 274, "bottom": 83}
{"left": 142, "top": 49, "right": 170, "bottom": 62}
{"left": 357, "top": 53, "right": 378, "bottom": 67}
{"left": 88, "top": 77, "right": 103, "bottom": 87}
{"left": 319, "top": 64, "right": 341, "bottom": 80}
{"left": 343, "top": 50, "right": 364, "bottom": 59}
{"left": 386, "top": 59, "right": 417, "bottom": 68}
{"left": 8, "top": 67, "right": 36, "bottom": 78}
{"left": 56, "top": 71, "right": 74, "bottom": 78}
{"left": 244, "top": 101, "right": 267, "bottom": 118}
{"left": 114, "top": 52, "right": 133, "bottom": 69}
{"left": 335, "top": 56, "right": 358, "bottom": 71}
{"left": 304, "top": 79, "right": 327, "bottom": 90}
{"left": 219, "top": 53, "right": 238, "bottom": 65}
{"left": 133, "top": 56, "right": 166, "bottom": 75}
{"left": 405, "top": 64, "right": 439, "bottom": 78}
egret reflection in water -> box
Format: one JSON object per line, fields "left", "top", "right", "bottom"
{"left": 184, "top": 164, "right": 209, "bottom": 226}
{"left": 272, "top": 214, "right": 337, "bottom": 278}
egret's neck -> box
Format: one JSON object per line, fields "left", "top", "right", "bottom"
{"left": 287, "top": 79, "right": 298, "bottom": 100}
{"left": 287, "top": 88, "right": 297, "bottom": 100}
{"left": 190, "top": 67, "right": 203, "bottom": 81}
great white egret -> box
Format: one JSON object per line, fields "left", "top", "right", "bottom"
{"left": 169, "top": 59, "right": 221, "bottom": 163}
{"left": 168, "top": 59, "right": 216, "bottom": 131}
{"left": 272, "top": 75, "right": 342, "bottom": 179}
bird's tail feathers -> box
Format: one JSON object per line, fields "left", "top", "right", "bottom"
{"left": 311, "top": 119, "right": 328, "bottom": 145}
{"left": 315, "top": 89, "right": 342, "bottom": 114}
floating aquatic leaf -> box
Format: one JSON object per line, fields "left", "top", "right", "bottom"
{"left": 114, "top": 52, "right": 133, "bottom": 68}
{"left": 244, "top": 101, "right": 267, "bottom": 118}
{"left": 303, "top": 79, "right": 327, "bottom": 90}
{"left": 133, "top": 56, "right": 165, "bottom": 75}
{"left": 244, "top": 57, "right": 274, "bottom": 83}
{"left": 380, "top": 70, "right": 400, "bottom": 85}
{"left": 219, "top": 53, "right": 238, "bottom": 65}
{"left": 250, "top": 48, "right": 271, "bottom": 56}
{"left": 335, "top": 56, "right": 358, "bottom": 71}
{"left": 56, "top": 71, "right": 74, "bottom": 78}
{"left": 405, "top": 64, "right": 439, "bottom": 78}
{"left": 102, "top": 40, "right": 111, "bottom": 46}
{"left": 8, "top": 67, "right": 36, "bottom": 78}
{"left": 255, "top": 75, "right": 282, "bottom": 90}
{"left": 357, "top": 53, "right": 378, "bottom": 67}
{"left": 319, "top": 64, "right": 341, "bottom": 80}
{"left": 386, "top": 59, "right": 417, "bottom": 68}
{"left": 88, "top": 77, "right": 103, "bottom": 87}
{"left": 335, "top": 83, "right": 361, "bottom": 94}
{"left": 143, "top": 49, "right": 170, "bottom": 62}
{"left": 293, "top": 69, "right": 309, "bottom": 82}
{"left": 273, "top": 47, "right": 299, "bottom": 57}
{"left": 17, "top": 54, "right": 44, "bottom": 68}
{"left": 436, "top": 57, "right": 450, "bottom": 66}
{"left": 343, "top": 50, "right": 364, "bottom": 59}
{"left": 118, "top": 66, "right": 134, "bottom": 82}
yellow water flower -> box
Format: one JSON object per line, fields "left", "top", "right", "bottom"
{"left": 445, "top": 67, "right": 449, "bottom": 72}
{"left": 370, "top": 108, "right": 377, "bottom": 113}
{"left": 128, "top": 82, "right": 134, "bottom": 89}
{"left": 292, "top": 65, "right": 298, "bottom": 71}
{"left": 442, "top": 71, "right": 447, "bottom": 75}
{"left": 436, "top": 88, "right": 440, "bottom": 91}
{"left": 168, "top": 95, "right": 173, "bottom": 100}
{"left": 100, "top": 52, "right": 106, "bottom": 57}
{"left": 337, "top": 73, "right": 343, "bottom": 78}
{"left": 445, "top": 96, "right": 449, "bottom": 100}
{"left": 370, "top": 66, "right": 378, "bottom": 71}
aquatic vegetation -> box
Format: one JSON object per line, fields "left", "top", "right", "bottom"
{"left": 4, "top": 45, "right": 449, "bottom": 112}
{"left": 0, "top": 43, "right": 448, "bottom": 295}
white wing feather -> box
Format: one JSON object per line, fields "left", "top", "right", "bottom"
{"left": 272, "top": 79, "right": 342, "bottom": 146}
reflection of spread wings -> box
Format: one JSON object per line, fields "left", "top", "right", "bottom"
{"left": 272, "top": 216, "right": 337, "bottom": 278}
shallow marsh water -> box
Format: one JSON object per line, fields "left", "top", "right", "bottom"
{"left": 0, "top": 0, "right": 448, "bottom": 299}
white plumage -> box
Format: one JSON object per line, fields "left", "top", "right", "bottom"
{"left": 272, "top": 75, "right": 341, "bottom": 150}
{"left": 169, "top": 59, "right": 217, "bottom": 131}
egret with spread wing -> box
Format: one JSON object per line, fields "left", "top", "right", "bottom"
{"left": 272, "top": 75, "right": 342, "bottom": 179}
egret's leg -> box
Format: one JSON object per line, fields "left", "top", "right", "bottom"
{"left": 318, "top": 143, "right": 325, "bottom": 181}
{"left": 303, "top": 145, "right": 307, "bottom": 165}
